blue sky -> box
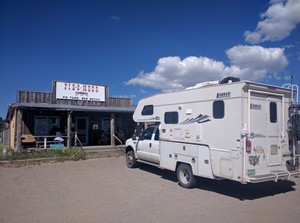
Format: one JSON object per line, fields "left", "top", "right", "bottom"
{"left": 0, "top": 0, "right": 299, "bottom": 118}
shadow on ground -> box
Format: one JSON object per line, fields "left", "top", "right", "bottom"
{"left": 137, "top": 163, "right": 297, "bottom": 201}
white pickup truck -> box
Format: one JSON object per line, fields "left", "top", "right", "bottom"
{"left": 125, "top": 125, "right": 198, "bottom": 188}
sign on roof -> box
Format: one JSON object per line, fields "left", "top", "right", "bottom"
{"left": 56, "top": 81, "right": 105, "bottom": 101}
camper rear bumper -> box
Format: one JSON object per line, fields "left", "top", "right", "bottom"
{"left": 247, "top": 170, "right": 300, "bottom": 183}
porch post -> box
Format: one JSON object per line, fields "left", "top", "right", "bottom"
{"left": 110, "top": 113, "right": 115, "bottom": 146}
{"left": 67, "top": 111, "right": 72, "bottom": 148}
{"left": 15, "top": 108, "right": 23, "bottom": 152}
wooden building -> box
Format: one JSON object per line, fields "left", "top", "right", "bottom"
{"left": 6, "top": 81, "right": 136, "bottom": 151}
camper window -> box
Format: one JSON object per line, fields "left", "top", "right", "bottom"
{"left": 164, "top": 112, "right": 179, "bottom": 124}
{"left": 213, "top": 100, "right": 225, "bottom": 119}
{"left": 141, "top": 105, "right": 154, "bottom": 116}
{"left": 270, "top": 102, "right": 277, "bottom": 123}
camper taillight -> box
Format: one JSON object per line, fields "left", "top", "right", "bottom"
{"left": 246, "top": 139, "right": 252, "bottom": 153}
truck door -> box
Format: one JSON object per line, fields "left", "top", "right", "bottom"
{"left": 136, "top": 126, "right": 156, "bottom": 162}
{"left": 249, "top": 91, "right": 283, "bottom": 167}
{"left": 151, "top": 127, "right": 160, "bottom": 164}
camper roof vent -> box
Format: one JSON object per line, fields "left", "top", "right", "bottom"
{"left": 219, "top": 77, "right": 240, "bottom": 84}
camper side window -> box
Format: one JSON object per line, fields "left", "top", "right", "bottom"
{"left": 270, "top": 102, "right": 277, "bottom": 123}
{"left": 213, "top": 100, "right": 224, "bottom": 119}
{"left": 164, "top": 112, "right": 178, "bottom": 124}
{"left": 141, "top": 105, "right": 154, "bottom": 116}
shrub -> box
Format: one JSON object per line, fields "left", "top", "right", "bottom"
{"left": 0, "top": 148, "right": 86, "bottom": 161}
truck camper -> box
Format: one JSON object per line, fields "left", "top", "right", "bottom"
{"left": 125, "top": 77, "right": 300, "bottom": 188}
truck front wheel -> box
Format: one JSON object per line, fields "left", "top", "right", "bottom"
{"left": 176, "top": 163, "right": 196, "bottom": 188}
{"left": 126, "top": 150, "right": 137, "bottom": 168}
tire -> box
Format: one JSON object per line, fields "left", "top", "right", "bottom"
{"left": 126, "top": 150, "right": 137, "bottom": 168}
{"left": 176, "top": 163, "right": 196, "bottom": 188}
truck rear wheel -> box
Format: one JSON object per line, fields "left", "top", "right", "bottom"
{"left": 126, "top": 150, "right": 137, "bottom": 168}
{"left": 176, "top": 163, "right": 196, "bottom": 188}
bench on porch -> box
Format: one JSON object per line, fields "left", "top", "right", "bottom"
{"left": 35, "top": 136, "right": 65, "bottom": 149}
{"left": 21, "top": 134, "right": 62, "bottom": 149}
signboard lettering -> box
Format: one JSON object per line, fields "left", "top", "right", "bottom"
{"left": 56, "top": 81, "right": 105, "bottom": 101}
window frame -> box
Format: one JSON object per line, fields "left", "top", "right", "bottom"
{"left": 270, "top": 102, "right": 277, "bottom": 123}
{"left": 34, "top": 116, "right": 60, "bottom": 136}
{"left": 164, "top": 111, "right": 179, "bottom": 124}
{"left": 213, "top": 100, "right": 225, "bottom": 119}
{"left": 141, "top": 105, "right": 154, "bottom": 116}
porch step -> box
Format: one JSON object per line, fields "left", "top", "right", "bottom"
{"left": 83, "top": 146, "right": 125, "bottom": 159}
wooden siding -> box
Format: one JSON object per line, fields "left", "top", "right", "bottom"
{"left": 17, "top": 91, "right": 52, "bottom": 104}
{"left": 17, "top": 91, "right": 135, "bottom": 108}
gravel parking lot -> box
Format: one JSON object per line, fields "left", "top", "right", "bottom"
{"left": 0, "top": 157, "right": 299, "bottom": 223}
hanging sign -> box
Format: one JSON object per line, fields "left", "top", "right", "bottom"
{"left": 56, "top": 81, "right": 105, "bottom": 101}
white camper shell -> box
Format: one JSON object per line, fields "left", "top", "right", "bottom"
{"left": 125, "top": 77, "right": 300, "bottom": 188}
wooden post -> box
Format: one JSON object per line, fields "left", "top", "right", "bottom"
{"left": 15, "top": 108, "right": 22, "bottom": 152}
{"left": 44, "top": 137, "right": 46, "bottom": 149}
{"left": 110, "top": 113, "right": 115, "bottom": 146}
{"left": 67, "top": 111, "right": 72, "bottom": 148}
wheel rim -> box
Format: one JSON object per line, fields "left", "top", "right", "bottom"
{"left": 179, "top": 168, "right": 190, "bottom": 184}
{"left": 127, "top": 154, "right": 133, "bottom": 166}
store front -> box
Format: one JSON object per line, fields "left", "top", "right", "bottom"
{"left": 5, "top": 81, "right": 136, "bottom": 151}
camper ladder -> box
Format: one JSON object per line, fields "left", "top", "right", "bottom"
{"left": 282, "top": 83, "right": 298, "bottom": 104}
{"left": 283, "top": 83, "right": 300, "bottom": 167}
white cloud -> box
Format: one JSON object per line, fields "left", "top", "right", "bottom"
{"left": 126, "top": 56, "right": 225, "bottom": 90}
{"left": 125, "top": 45, "right": 288, "bottom": 90}
{"left": 226, "top": 45, "right": 288, "bottom": 76}
{"left": 244, "top": 0, "right": 300, "bottom": 43}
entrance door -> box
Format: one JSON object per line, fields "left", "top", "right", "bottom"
{"left": 267, "top": 97, "right": 282, "bottom": 165}
{"left": 249, "top": 92, "right": 283, "bottom": 166}
{"left": 76, "top": 117, "right": 88, "bottom": 145}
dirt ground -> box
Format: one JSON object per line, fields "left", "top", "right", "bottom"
{"left": 0, "top": 157, "right": 299, "bottom": 223}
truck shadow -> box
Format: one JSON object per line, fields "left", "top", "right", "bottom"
{"left": 194, "top": 177, "right": 297, "bottom": 201}
{"left": 137, "top": 163, "right": 297, "bottom": 201}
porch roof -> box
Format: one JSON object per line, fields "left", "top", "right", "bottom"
{"left": 15, "top": 102, "right": 135, "bottom": 112}
{"left": 6, "top": 102, "right": 135, "bottom": 121}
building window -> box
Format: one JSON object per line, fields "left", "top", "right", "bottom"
{"left": 164, "top": 112, "right": 178, "bottom": 124}
{"left": 34, "top": 116, "right": 60, "bottom": 136}
{"left": 141, "top": 105, "right": 154, "bottom": 116}
{"left": 270, "top": 102, "right": 277, "bottom": 123}
{"left": 213, "top": 100, "right": 225, "bottom": 119}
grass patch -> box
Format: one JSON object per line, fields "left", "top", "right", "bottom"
{"left": 0, "top": 146, "right": 85, "bottom": 161}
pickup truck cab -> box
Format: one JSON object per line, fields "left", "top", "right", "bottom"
{"left": 125, "top": 124, "right": 198, "bottom": 188}
{"left": 125, "top": 125, "right": 160, "bottom": 168}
